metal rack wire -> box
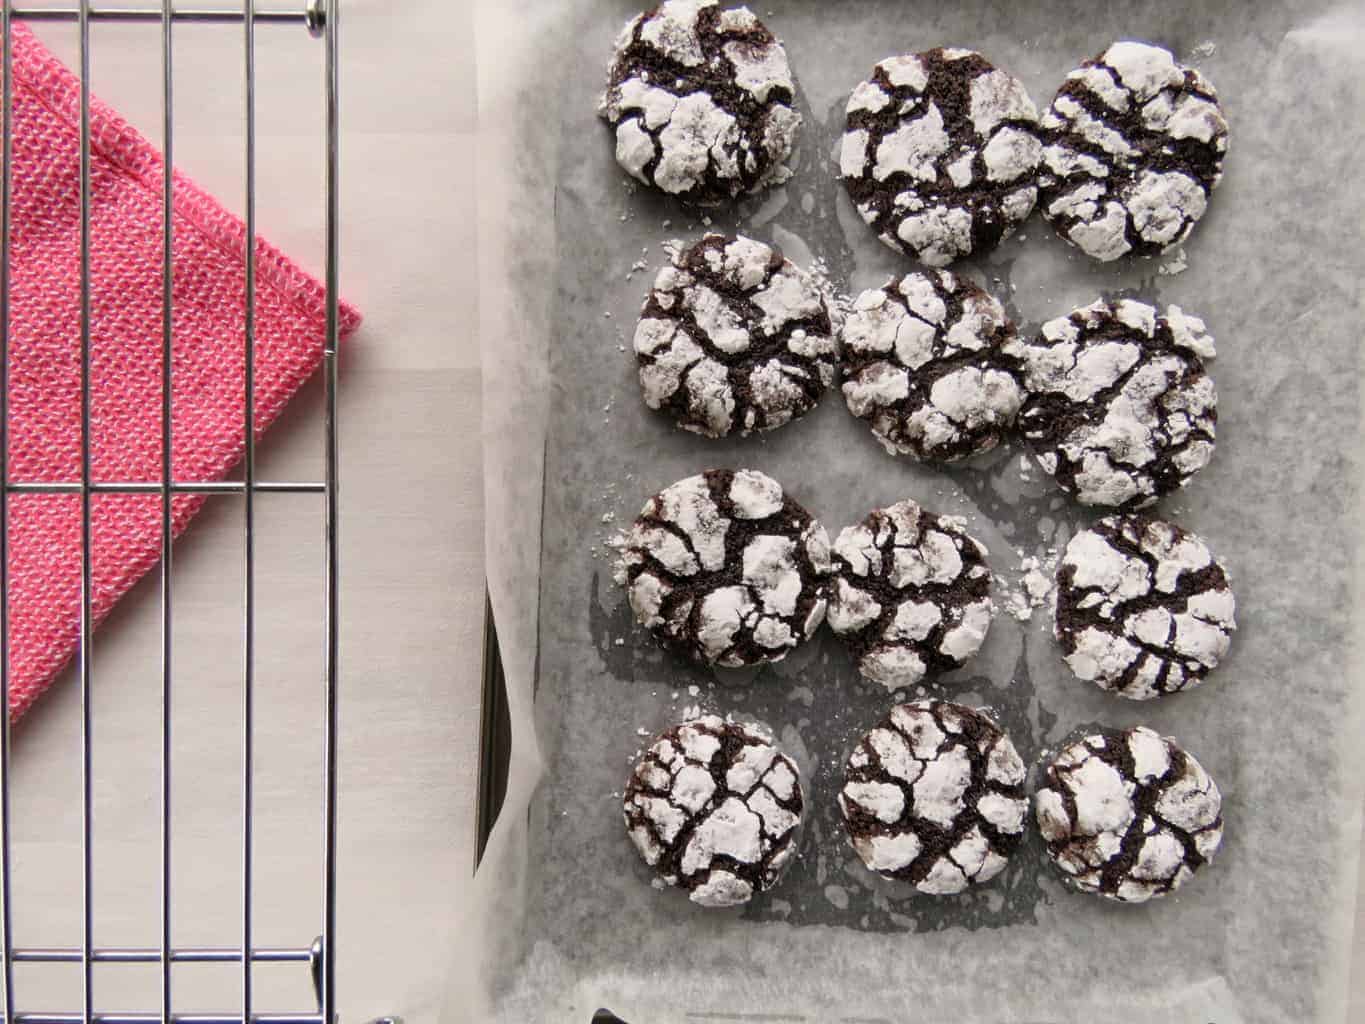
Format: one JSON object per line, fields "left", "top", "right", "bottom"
{"left": 0, "top": 2, "right": 378, "bottom": 1022}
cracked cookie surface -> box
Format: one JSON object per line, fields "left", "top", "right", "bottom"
{"left": 617, "top": 469, "right": 831, "bottom": 667}
{"left": 635, "top": 233, "right": 836, "bottom": 437}
{"left": 1039, "top": 41, "right": 1228, "bottom": 261}
{"left": 840, "top": 270, "right": 1021, "bottom": 461}
{"left": 840, "top": 701, "right": 1027, "bottom": 894}
{"left": 1036, "top": 726, "right": 1223, "bottom": 902}
{"left": 1055, "top": 514, "right": 1235, "bottom": 700}
{"left": 840, "top": 48, "right": 1042, "bottom": 266}
{"left": 625, "top": 714, "right": 804, "bottom": 907}
{"left": 1007, "top": 298, "right": 1217, "bottom": 509}
{"left": 828, "top": 500, "right": 994, "bottom": 690}
{"left": 598, "top": 0, "right": 800, "bottom": 205}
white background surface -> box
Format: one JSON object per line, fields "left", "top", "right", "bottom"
{"left": 3, "top": 2, "right": 1361, "bottom": 1022}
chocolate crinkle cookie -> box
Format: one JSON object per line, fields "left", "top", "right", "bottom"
{"left": 598, "top": 0, "right": 800, "bottom": 205}
{"left": 1055, "top": 515, "right": 1235, "bottom": 700}
{"left": 840, "top": 701, "right": 1027, "bottom": 894}
{"left": 624, "top": 714, "right": 804, "bottom": 907}
{"left": 1006, "top": 298, "right": 1217, "bottom": 509}
{"left": 634, "top": 234, "right": 836, "bottom": 437}
{"left": 840, "top": 48, "right": 1042, "bottom": 266}
{"left": 1036, "top": 726, "right": 1223, "bottom": 902}
{"left": 840, "top": 270, "right": 1022, "bottom": 462}
{"left": 1039, "top": 41, "right": 1228, "bottom": 261}
{"left": 828, "top": 500, "right": 994, "bottom": 691}
{"left": 616, "top": 469, "right": 831, "bottom": 668}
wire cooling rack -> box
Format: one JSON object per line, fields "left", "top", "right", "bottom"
{"left": 0, "top": 2, "right": 389, "bottom": 1022}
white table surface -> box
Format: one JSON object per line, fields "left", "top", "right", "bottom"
{"left": 6, "top": 2, "right": 1363, "bottom": 1022}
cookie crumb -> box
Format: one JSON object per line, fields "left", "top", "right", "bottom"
{"left": 1158, "top": 248, "right": 1188, "bottom": 275}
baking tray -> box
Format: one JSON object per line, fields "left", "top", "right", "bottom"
{"left": 477, "top": 607, "right": 624, "bottom": 1024}
{"left": 462, "top": 1, "right": 1365, "bottom": 1020}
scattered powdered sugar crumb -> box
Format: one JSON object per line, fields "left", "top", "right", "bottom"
{"left": 1002, "top": 550, "right": 1058, "bottom": 622}
{"left": 799, "top": 252, "right": 852, "bottom": 334}
{"left": 1189, "top": 40, "right": 1217, "bottom": 60}
{"left": 1158, "top": 247, "right": 1188, "bottom": 275}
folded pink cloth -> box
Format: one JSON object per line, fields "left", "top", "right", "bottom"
{"left": 4, "top": 24, "right": 360, "bottom": 719}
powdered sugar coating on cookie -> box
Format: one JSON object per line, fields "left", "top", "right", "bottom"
{"left": 1039, "top": 41, "right": 1228, "bottom": 261}
{"left": 1006, "top": 298, "right": 1217, "bottom": 508}
{"left": 617, "top": 469, "right": 831, "bottom": 667}
{"left": 840, "top": 270, "right": 1022, "bottom": 461}
{"left": 1054, "top": 515, "right": 1235, "bottom": 700}
{"left": 841, "top": 49, "right": 1042, "bottom": 266}
{"left": 1036, "top": 726, "right": 1223, "bottom": 902}
{"left": 625, "top": 714, "right": 804, "bottom": 906}
{"left": 635, "top": 234, "right": 836, "bottom": 437}
{"left": 840, "top": 701, "right": 1027, "bottom": 893}
{"left": 827, "top": 499, "right": 994, "bottom": 690}
{"left": 599, "top": 1, "right": 800, "bottom": 205}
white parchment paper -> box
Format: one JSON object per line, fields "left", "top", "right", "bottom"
{"left": 452, "top": 2, "right": 1365, "bottom": 1021}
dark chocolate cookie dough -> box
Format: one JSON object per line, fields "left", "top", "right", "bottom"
{"left": 840, "top": 701, "right": 1027, "bottom": 894}
{"left": 1006, "top": 298, "right": 1217, "bottom": 508}
{"left": 1039, "top": 41, "right": 1228, "bottom": 261}
{"left": 840, "top": 270, "right": 1021, "bottom": 461}
{"left": 616, "top": 469, "right": 831, "bottom": 667}
{"left": 599, "top": 0, "right": 800, "bottom": 205}
{"left": 625, "top": 714, "right": 804, "bottom": 907}
{"left": 1036, "top": 726, "right": 1224, "bottom": 902}
{"left": 635, "top": 234, "right": 835, "bottom": 437}
{"left": 1055, "top": 514, "right": 1235, "bottom": 700}
{"left": 840, "top": 48, "right": 1042, "bottom": 266}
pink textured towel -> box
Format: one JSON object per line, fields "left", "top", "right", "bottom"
{"left": 4, "top": 24, "right": 360, "bottom": 719}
